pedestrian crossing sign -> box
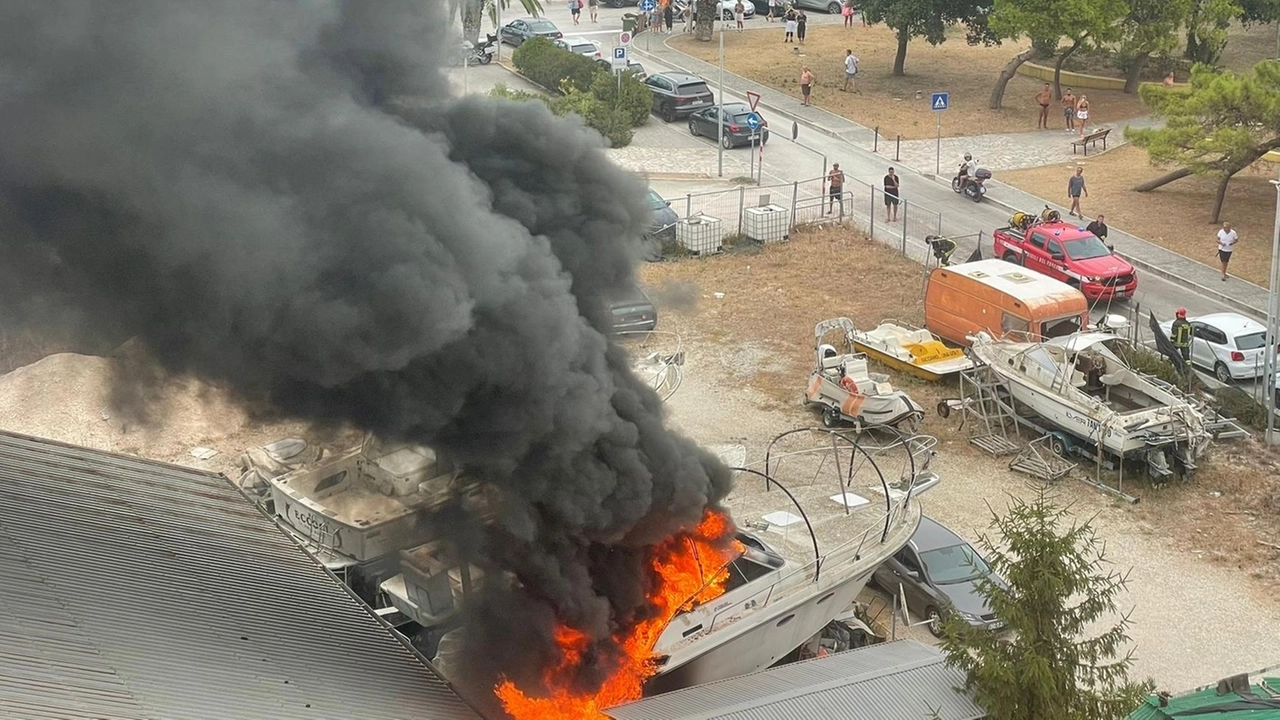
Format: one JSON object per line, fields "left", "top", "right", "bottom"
{"left": 931, "top": 92, "right": 949, "bottom": 111}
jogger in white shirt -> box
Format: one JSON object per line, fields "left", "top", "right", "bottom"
{"left": 1216, "top": 221, "right": 1238, "bottom": 281}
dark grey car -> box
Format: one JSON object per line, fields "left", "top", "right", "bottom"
{"left": 644, "top": 72, "right": 715, "bottom": 123}
{"left": 688, "top": 102, "right": 770, "bottom": 149}
{"left": 871, "top": 515, "right": 1005, "bottom": 637}
{"left": 499, "top": 17, "right": 563, "bottom": 46}
{"left": 607, "top": 286, "right": 658, "bottom": 333}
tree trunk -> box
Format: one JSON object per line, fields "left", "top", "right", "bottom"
{"left": 989, "top": 47, "right": 1037, "bottom": 109}
{"left": 1211, "top": 174, "right": 1230, "bottom": 223}
{"left": 1123, "top": 54, "right": 1147, "bottom": 94}
{"left": 892, "top": 25, "right": 909, "bottom": 77}
{"left": 1133, "top": 167, "right": 1194, "bottom": 192}
{"left": 1052, "top": 38, "right": 1083, "bottom": 100}
{"left": 695, "top": 0, "right": 716, "bottom": 40}
{"left": 462, "top": 0, "right": 484, "bottom": 44}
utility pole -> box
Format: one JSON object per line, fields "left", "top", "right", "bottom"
{"left": 1267, "top": 178, "right": 1280, "bottom": 443}
{"left": 717, "top": 14, "right": 725, "bottom": 178}
{"left": 495, "top": 0, "right": 502, "bottom": 63}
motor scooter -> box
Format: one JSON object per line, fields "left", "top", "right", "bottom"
{"left": 951, "top": 165, "right": 992, "bottom": 203}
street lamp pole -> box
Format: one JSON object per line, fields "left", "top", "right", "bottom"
{"left": 495, "top": 0, "right": 502, "bottom": 63}
{"left": 1266, "top": 179, "right": 1280, "bottom": 443}
{"left": 717, "top": 14, "right": 725, "bottom": 178}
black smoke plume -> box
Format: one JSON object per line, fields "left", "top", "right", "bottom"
{"left": 0, "top": 0, "right": 733, "bottom": 704}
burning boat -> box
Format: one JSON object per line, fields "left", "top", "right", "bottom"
{"left": 969, "top": 332, "right": 1212, "bottom": 477}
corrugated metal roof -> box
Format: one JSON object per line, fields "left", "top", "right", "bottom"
{"left": 0, "top": 430, "right": 484, "bottom": 720}
{"left": 605, "top": 640, "right": 984, "bottom": 720}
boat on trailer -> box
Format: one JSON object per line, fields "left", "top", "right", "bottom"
{"left": 805, "top": 317, "right": 925, "bottom": 431}
{"left": 850, "top": 319, "right": 976, "bottom": 381}
{"left": 969, "top": 332, "right": 1211, "bottom": 478}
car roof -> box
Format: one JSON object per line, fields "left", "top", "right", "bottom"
{"left": 654, "top": 72, "right": 704, "bottom": 83}
{"left": 1194, "top": 312, "right": 1264, "bottom": 334}
{"left": 911, "top": 515, "right": 966, "bottom": 552}
{"left": 561, "top": 36, "right": 595, "bottom": 44}
{"left": 721, "top": 102, "right": 753, "bottom": 114}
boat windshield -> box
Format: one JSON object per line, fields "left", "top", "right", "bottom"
{"left": 1020, "top": 345, "right": 1062, "bottom": 376}
{"left": 920, "top": 543, "right": 991, "bottom": 584}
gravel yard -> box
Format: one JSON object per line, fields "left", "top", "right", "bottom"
{"left": 643, "top": 225, "right": 1280, "bottom": 692}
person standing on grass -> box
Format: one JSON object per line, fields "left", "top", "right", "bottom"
{"left": 1067, "top": 165, "right": 1087, "bottom": 217}
{"left": 800, "top": 66, "right": 814, "bottom": 106}
{"left": 1061, "top": 87, "right": 1076, "bottom": 131}
{"left": 588, "top": 0, "right": 598, "bottom": 23}
{"left": 827, "top": 163, "right": 846, "bottom": 215}
{"left": 734, "top": 1, "right": 745, "bottom": 31}
{"left": 796, "top": 10, "right": 808, "bottom": 42}
{"left": 842, "top": 50, "right": 859, "bottom": 93}
{"left": 1035, "top": 83, "right": 1052, "bottom": 129}
{"left": 1076, "top": 94, "right": 1091, "bottom": 139}
{"left": 784, "top": 8, "right": 797, "bottom": 42}
{"left": 883, "top": 167, "right": 900, "bottom": 223}
{"left": 842, "top": 0, "right": 854, "bottom": 28}
{"left": 1086, "top": 214, "right": 1109, "bottom": 246}
{"left": 1217, "top": 221, "right": 1238, "bottom": 281}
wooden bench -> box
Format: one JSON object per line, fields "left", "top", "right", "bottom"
{"left": 1071, "top": 128, "right": 1111, "bottom": 155}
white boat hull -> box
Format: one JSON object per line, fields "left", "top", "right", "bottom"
{"left": 647, "top": 565, "right": 875, "bottom": 694}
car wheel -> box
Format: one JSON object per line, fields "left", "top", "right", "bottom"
{"left": 721, "top": 133, "right": 734, "bottom": 149}
{"left": 1214, "top": 362, "right": 1232, "bottom": 384}
{"left": 661, "top": 104, "right": 676, "bottom": 122}
{"left": 925, "top": 606, "right": 944, "bottom": 638}
{"left": 722, "top": 10, "right": 732, "bottom": 20}
{"left": 827, "top": 1, "right": 842, "bottom": 12}
{"left": 1001, "top": 251, "right": 1019, "bottom": 264}
{"left": 688, "top": 119, "right": 700, "bottom": 136}
{"left": 821, "top": 406, "right": 841, "bottom": 428}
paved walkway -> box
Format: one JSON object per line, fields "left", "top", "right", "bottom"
{"left": 633, "top": 37, "right": 1270, "bottom": 316}
{"left": 893, "top": 117, "right": 1162, "bottom": 172}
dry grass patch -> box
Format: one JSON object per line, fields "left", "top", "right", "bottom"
{"left": 1001, "top": 145, "right": 1277, "bottom": 287}
{"left": 669, "top": 25, "right": 1151, "bottom": 139}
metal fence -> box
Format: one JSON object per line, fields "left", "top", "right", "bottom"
{"left": 673, "top": 174, "right": 944, "bottom": 262}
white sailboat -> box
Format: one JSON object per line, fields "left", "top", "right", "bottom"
{"left": 969, "top": 332, "right": 1211, "bottom": 476}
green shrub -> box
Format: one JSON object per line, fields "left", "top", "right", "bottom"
{"left": 553, "top": 87, "right": 633, "bottom": 147}
{"left": 1115, "top": 343, "right": 1198, "bottom": 391}
{"left": 488, "top": 82, "right": 551, "bottom": 108}
{"left": 512, "top": 37, "right": 600, "bottom": 94}
{"left": 590, "top": 71, "right": 651, "bottom": 127}
{"left": 1212, "top": 386, "right": 1267, "bottom": 429}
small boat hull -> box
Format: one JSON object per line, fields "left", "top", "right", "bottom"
{"left": 852, "top": 341, "right": 969, "bottom": 381}
{"left": 850, "top": 322, "right": 975, "bottom": 382}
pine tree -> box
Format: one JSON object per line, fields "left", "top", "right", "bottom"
{"left": 938, "top": 485, "right": 1153, "bottom": 720}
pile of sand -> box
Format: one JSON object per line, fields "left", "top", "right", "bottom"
{"left": 0, "top": 353, "right": 318, "bottom": 475}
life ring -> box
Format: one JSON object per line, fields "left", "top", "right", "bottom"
{"left": 840, "top": 376, "right": 859, "bottom": 394}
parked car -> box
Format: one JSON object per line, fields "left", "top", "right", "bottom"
{"left": 643, "top": 72, "right": 715, "bottom": 122}
{"left": 687, "top": 102, "right": 769, "bottom": 149}
{"left": 871, "top": 515, "right": 1005, "bottom": 637}
{"left": 499, "top": 17, "right": 563, "bottom": 46}
{"left": 553, "top": 36, "right": 602, "bottom": 61}
{"left": 1158, "top": 312, "right": 1274, "bottom": 383}
{"left": 622, "top": 60, "right": 648, "bottom": 80}
{"left": 673, "top": 0, "right": 756, "bottom": 19}
{"left": 607, "top": 286, "right": 658, "bottom": 333}
{"left": 993, "top": 220, "right": 1137, "bottom": 301}
{"left": 647, "top": 189, "right": 679, "bottom": 239}
{"left": 791, "top": 0, "right": 849, "bottom": 13}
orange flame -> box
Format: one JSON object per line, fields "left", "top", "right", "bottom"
{"left": 496, "top": 509, "right": 741, "bottom": 719}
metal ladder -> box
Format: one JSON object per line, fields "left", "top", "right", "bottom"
{"left": 959, "top": 365, "right": 1022, "bottom": 456}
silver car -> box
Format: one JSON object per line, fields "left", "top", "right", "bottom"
{"left": 1160, "top": 312, "right": 1273, "bottom": 383}
{"left": 791, "top": 0, "right": 847, "bottom": 13}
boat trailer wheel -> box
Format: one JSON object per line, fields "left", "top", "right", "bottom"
{"left": 822, "top": 406, "right": 841, "bottom": 428}
{"left": 936, "top": 400, "right": 951, "bottom": 419}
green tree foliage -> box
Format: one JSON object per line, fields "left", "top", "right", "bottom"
{"left": 1239, "top": 0, "right": 1280, "bottom": 23}
{"left": 1184, "top": 0, "right": 1243, "bottom": 65}
{"left": 858, "top": 0, "right": 994, "bottom": 76}
{"left": 502, "top": 40, "right": 651, "bottom": 147}
{"left": 939, "top": 486, "right": 1153, "bottom": 720}
{"left": 985, "top": 0, "right": 1128, "bottom": 108}
{"left": 1130, "top": 61, "right": 1280, "bottom": 221}
{"left": 1118, "top": 0, "right": 1192, "bottom": 93}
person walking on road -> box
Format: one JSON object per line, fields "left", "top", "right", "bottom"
{"left": 568, "top": 0, "right": 581, "bottom": 25}
{"left": 766, "top": 0, "right": 776, "bottom": 21}
{"left": 1217, "top": 221, "right": 1238, "bottom": 281}
{"left": 827, "top": 163, "right": 845, "bottom": 215}
{"left": 796, "top": 10, "right": 808, "bottom": 42}
{"left": 588, "top": 0, "right": 598, "bottom": 23}
{"left": 1075, "top": 94, "right": 1091, "bottom": 139}
{"left": 799, "top": 66, "right": 814, "bottom": 106}
{"left": 1171, "top": 308, "right": 1194, "bottom": 364}
{"left": 883, "top": 167, "right": 900, "bottom": 222}
{"left": 784, "top": 8, "right": 797, "bottom": 42}
{"left": 734, "top": 1, "right": 745, "bottom": 31}
{"left": 1067, "top": 165, "right": 1087, "bottom": 217}
{"left": 842, "top": 49, "right": 859, "bottom": 93}
{"left": 1061, "top": 87, "right": 1077, "bottom": 131}
{"left": 1086, "top": 214, "right": 1109, "bottom": 246}
{"left": 1035, "top": 83, "right": 1052, "bottom": 129}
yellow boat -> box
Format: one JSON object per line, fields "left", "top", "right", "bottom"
{"left": 850, "top": 320, "right": 975, "bottom": 381}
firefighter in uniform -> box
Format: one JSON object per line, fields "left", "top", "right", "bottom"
{"left": 1171, "top": 308, "right": 1194, "bottom": 364}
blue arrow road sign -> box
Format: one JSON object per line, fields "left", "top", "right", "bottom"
{"left": 931, "top": 92, "right": 949, "bottom": 111}
{"left": 638, "top": 0, "right": 656, "bottom": 11}
{"left": 744, "top": 112, "right": 763, "bottom": 131}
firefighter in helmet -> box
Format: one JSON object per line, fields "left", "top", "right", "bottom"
{"left": 1171, "top": 308, "right": 1194, "bottom": 363}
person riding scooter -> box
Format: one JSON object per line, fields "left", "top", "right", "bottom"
{"left": 956, "top": 153, "right": 977, "bottom": 192}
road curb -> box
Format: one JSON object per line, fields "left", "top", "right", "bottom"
{"left": 920, "top": 173, "right": 1262, "bottom": 317}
